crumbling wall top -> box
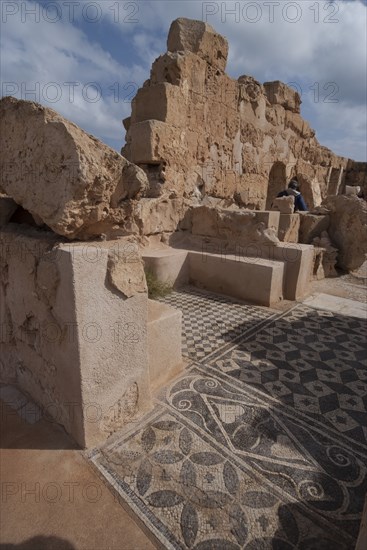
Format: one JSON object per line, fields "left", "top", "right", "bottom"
{"left": 167, "top": 17, "right": 228, "bottom": 72}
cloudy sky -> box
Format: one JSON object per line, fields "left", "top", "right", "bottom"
{"left": 1, "top": 0, "right": 366, "bottom": 160}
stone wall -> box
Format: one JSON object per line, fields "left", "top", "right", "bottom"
{"left": 0, "top": 226, "right": 151, "bottom": 447}
{"left": 123, "top": 17, "right": 351, "bottom": 211}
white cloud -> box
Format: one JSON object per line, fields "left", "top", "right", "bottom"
{"left": 0, "top": 0, "right": 147, "bottom": 145}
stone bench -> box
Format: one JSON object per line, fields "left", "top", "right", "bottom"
{"left": 189, "top": 250, "right": 284, "bottom": 306}
{"left": 142, "top": 241, "right": 314, "bottom": 305}
{"left": 142, "top": 248, "right": 285, "bottom": 306}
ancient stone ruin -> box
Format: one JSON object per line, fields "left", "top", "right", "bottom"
{"left": 1, "top": 18, "right": 366, "bottom": 448}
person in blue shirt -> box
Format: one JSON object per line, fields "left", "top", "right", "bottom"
{"left": 277, "top": 179, "right": 308, "bottom": 212}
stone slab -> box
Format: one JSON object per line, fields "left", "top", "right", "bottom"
{"left": 189, "top": 250, "right": 284, "bottom": 306}
{"left": 303, "top": 293, "right": 367, "bottom": 319}
{"left": 147, "top": 299, "right": 183, "bottom": 391}
{"left": 142, "top": 248, "right": 189, "bottom": 287}
{"left": 278, "top": 213, "right": 300, "bottom": 243}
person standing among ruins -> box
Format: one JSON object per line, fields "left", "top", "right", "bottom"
{"left": 277, "top": 179, "right": 308, "bottom": 212}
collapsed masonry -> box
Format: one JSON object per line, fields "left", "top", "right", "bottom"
{"left": 1, "top": 18, "right": 366, "bottom": 448}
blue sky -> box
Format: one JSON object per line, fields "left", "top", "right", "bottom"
{"left": 1, "top": 0, "right": 366, "bottom": 160}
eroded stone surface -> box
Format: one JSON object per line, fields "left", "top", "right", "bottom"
{"left": 107, "top": 247, "right": 147, "bottom": 298}
{"left": 167, "top": 17, "right": 229, "bottom": 71}
{"left": 191, "top": 205, "right": 279, "bottom": 245}
{"left": 271, "top": 196, "right": 295, "bottom": 214}
{"left": 325, "top": 195, "right": 367, "bottom": 271}
{"left": 299, "top": 213, "right": 330, "bottom": 244}
{"left": 0, "top": 96, "right": 148, "bottom": 240}
{"left": 122, "top": 18, "right": 359, "bottom": 213}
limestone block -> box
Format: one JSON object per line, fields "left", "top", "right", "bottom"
{"left": 263, "top": 81, "right": 301, "bottom": 113}
{"left": 148, "top": 299, "right": 183, "bottom": 391}
{"left": 167, "top": 18, "right": 228, "bottom": 71}
{"left": 142, "top": 248, "right": 189, "bottom": 287}
{"left": 285, "top": 111, "right": 304, "bottom": 135}
{"left": 0, "top": 97, "right": 148, "bottom": 239}
{"left": 271, "top": 196, "right": 295, "bottom": 213}
{"left": 107, "top": 248, "right": 147, "bottom": 298}
{"left": 299, "top": 213, "right": 330, "bottom": 244}
{"left": 189, "top": 250, "right": 284, "bottom": 307}
{"left": 127, "top": 120, "right": 183, "bottom": 164}
{"left": 238, "top": 75, "right": 264, "bottom": 103}
{"left": 133, "top": 197, "right": 190, "bottom": 235}
{"left": 122, "top": 117, "right": 131, "bottom": 131}
{"left": 312, "top": 232, "right": 338, "bottom": 279}
{"left": 252, "top": 211, "right": 280, "bottom": 233}
{"left": 0, "top": 196, "right": 17, "bottom": 226}
{"left": 324, "top": 195, "right": 367, "bottom": 271}
{"left": 278, "top": 213, "right": 300, "bottom": 243}
{"left": 260, "top": 242, "right": 314, "bottom": 301}
{"left": 191, "top": 206, "right": 279, "bottom": 244}
{"left": 151, "top": 52, "right": 207, "bottom": 96}
{"left": 130, "top": 82, "right": 188, "bottom": 126}
{"left": 0, "top": 228, "right": 152, "bottom": 447}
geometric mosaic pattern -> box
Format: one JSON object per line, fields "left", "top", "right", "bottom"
{"left": 89, "top": 290, "right": 367, "bottom": 549}
{"left": 208, "top": 305, "right": 367, "bottom": 448}
{"left": 158, "top": 286, "right": 277, "bottom": 361}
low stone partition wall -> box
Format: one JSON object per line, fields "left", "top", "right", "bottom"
{"left": 189, "top": 251, "right": 284, "bottom": 306}
{"left": 142, "top": 240, "right": 313, "bottom": 306}
{"left": 0, "top": 226, "right": 153, "bottom": 448}
{"left": 143, "top": 248, "right": 189, "bottom": 288}
{"left": 148, "top": 300, "right": 183, "bottom": 391}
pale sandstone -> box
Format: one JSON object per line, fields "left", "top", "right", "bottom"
{"left": 324, "top": 195, "right": 367, "bottom": 271}
{"left": 107, "top": 247, "right": 147, "bottom": 298}
{"left": 271, "top": 196, "right": 295, "bottom": 214}
{"left": 0, "top": 97, "right": 148, "bottom": 239}
{"left": 299, "top": 213, "right": 330, "bottom": 244}
{"left": 191, "top": 205, "right": 279, "bottom": 244}
{"left": 0, "top": 227, "right": 152, "bottom": 447}
{"left": 278, "top": 213, "right": 300, "bottom": 243}
{"left": 167, "top": 18, "right": 228, "bottom": 72}
{"left": 312, "top": 232, "right": 338, "bottom": 279}
{"left": 123, "top": 18, "right": 360, "bottom": 213}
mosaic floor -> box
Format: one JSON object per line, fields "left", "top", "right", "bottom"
{"left": 89, "top": 287, "right": 367, "bottom": 549}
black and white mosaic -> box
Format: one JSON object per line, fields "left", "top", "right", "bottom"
{"left": 89, "top": 290, "right": 367, "bottom": 549}
{"left": 158, "top": 287, "right": 276, "bottom": 361}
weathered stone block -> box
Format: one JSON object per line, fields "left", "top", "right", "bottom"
{"left": 167, "top": 18, "right": 228, "bottom": 71}
{"left": 148, "top": 300, "right": 183, "bottom": 391}
{"left": 0, "top": 97, "right": 148, "bottom": 239}
{"left": 278, "top": 213, "right": 300, "bottom": 243}
{"left": 191, "top": 206, "right": 279, "bottom": 244}
{"left": 325, "top": 195, "right": 367, "bottom": 271}
{"left": 0, "top": 227, "right": 152, "bottom": 448}
{"left": 151, "top": 52, "right": 207, "bottom": 96}
{"left": 133, "top": 197, "right": 190, "bottom": 235}
{"left": 131, "top": 82, "right": 188, "bottom": 126}
{"left": 189, "top": 250, "right": 284, "bottom": 307}
{"left": 264, "top": 81, "right": 301, "bottom": 113}
{"left": 252, "top": 211, "right": 280, "bottom": 233}
{"left": 127, "top": 120, "right": 183, "bottom": 164}
{"left": 299, "top": 213, "right": 330, "bottom": 244}
{"left": 271, "top": 196, "right": 295, "bottom": 213}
